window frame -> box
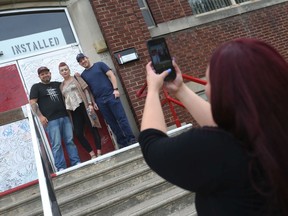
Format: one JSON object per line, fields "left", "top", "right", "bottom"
{"left": 137, "top": 0, "right": 156, "bottom": 28}
{"left": 149, "top": 0, "right": 282, "bottom": 38}
{"left": 0, "top": 7, "right": 79, "bottom": 64}
{"left": 189, "top": 0, "right": 253, "bottom": 15}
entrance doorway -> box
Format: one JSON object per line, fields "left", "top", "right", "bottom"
{"left": 18, "top": 46, "right": 116, "bottom": 165}
{"left": 0, "top": 8, "right": 115, "bottom": 192}
{"left": 1, "top": 46, "right": 116, "bottom": 174}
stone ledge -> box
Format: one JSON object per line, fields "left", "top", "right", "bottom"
{"left": 150, "top": 0, "right": 287, "bottom": 37}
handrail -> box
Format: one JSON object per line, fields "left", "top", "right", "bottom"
{"left": 182, "top": 74, "right": 207, "bottom": 85}
{"left": 136, "top": 73, "right": 207, "bottom": 127}
{"left": 26, "top": 104, "right": 61, "bottom": 216}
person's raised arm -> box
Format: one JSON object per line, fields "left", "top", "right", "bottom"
{"left": 141, "top": 62, "right": 171, "bottom": 133}
{"left": 165, "top": 61, "right": 216, "bottom": 127}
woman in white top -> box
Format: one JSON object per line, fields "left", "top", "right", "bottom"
{"left": 59, "top": 62, "right": 102, "bottom": 159}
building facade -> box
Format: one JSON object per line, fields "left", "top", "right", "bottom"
{"left": 88, "top": 0, "right": 288, "bottom": 127}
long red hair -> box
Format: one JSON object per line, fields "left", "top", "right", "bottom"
{"left": 209, "top": 38, "right": 288, "bottom": 214}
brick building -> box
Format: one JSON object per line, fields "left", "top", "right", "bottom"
{"left": 89, "top": 0, "right": 288, "bottom": 128}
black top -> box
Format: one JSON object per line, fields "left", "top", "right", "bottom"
{"left": 138, "top": 127, "right": 269, "bottom": 216}
{"left": 29, "top": 82, "right": 68, "bottom": 121}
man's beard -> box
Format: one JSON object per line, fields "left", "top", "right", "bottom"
{"left": 41, "top": 77, "right": 51, "bottom": 84}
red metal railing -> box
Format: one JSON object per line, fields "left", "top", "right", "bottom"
{"left": 136, "top": 74, "right": 207, "bottom": 127}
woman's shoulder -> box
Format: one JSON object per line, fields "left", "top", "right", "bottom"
{"left": 140, "top": 126, "right": 236, "bottom": 143}
{"left": 181, "top": 126, "right": 246, "bottom": 159}
{"left": 140, "top": 126, "right": 242, "bottom": 155}
{"left": 187, "top": 126, "right": 237, "bottom": 143}
{"left": 199, "top": 126, "right": 231, "bottom": 134}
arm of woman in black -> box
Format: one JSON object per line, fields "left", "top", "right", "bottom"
{"left": 139, "top": 61, "right": 247, "bottom": 193}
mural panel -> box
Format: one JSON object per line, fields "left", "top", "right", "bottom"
{"left": 0, "top": 119, "right": 37, "bottom": 192}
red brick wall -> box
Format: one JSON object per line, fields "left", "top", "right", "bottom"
{"left": 90, "top": 0, "right": 151, "bottom": 127}
{"left": 146, "top": 0, "right": 192, "bottom": 24}
{"left": 90, "top": 0, "right": 288, "bottom": 128}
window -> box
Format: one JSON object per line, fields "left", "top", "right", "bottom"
{"left": 0, "top": 10, "right": 76, "bottom": 43}
{"left": 137, "top": 0, "right": 155, "bottom": 28}
{"left": 0, "top": 10, "right": 76, "bottom": 62}
{"left": 189, "top": 0, "right": 252, "bottom": 15}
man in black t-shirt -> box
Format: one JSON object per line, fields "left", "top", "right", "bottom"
{"left": 29, "top": 66, "right": 80, "bottom": 172}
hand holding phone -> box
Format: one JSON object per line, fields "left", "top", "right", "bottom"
{"left": 147, "top": 38, "right": 176, "bottom": 81}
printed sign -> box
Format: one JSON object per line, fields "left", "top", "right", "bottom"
{"left": 0, "top": 28, "right": 66, "bottom": 61}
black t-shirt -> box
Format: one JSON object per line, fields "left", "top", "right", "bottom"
{"left": 139, "top": 127, "right": 271, "bottom": 216}
{"left": 29, "top": 82, "right": 68, "bottom": 121}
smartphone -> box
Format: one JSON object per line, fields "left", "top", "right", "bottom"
{"left": 147, "top": 38, "right": 176, "bottom": 81}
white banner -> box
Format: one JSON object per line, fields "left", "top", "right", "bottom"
{"left": 0, "top": 28, "right": 66, "bottom": 61}
{"left": 18, "top": 46, "right": 83, "bottom": 92}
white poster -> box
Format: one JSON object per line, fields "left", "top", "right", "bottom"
{"left": 0, "top": 28, "right": 66, "bottom": 61}
{"left": 18, "top": 46, "right": 83, "bottom": 93}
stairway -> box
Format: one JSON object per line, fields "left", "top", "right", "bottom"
{"left": 0, "top": 125, "right": 197, "bottom": 216}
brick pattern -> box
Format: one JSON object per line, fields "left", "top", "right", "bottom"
{"left": 90, "top": 1, "right": 288, "bottom": 128}
{"left": 147, "top": 0, "right": 192, "bottom": 24}
{"left": 90, "top": 0, "right": 152, "bottom": 127}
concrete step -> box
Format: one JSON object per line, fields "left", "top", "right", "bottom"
{"left": 143, "top": 192, "right": 197, "bottom": 216}
{"left": 65, "top": 176, "right": 171, "bottom": 216}
{"left": 59, "top": 168, "right": 159, "bottom": 215}
{"left": 0, "top": 146, "right": 144, "bottom": 216}
{"left": 116, "top": 187, "right": 195, "bottom": 216}
{"left": 0, "top": 183, "right": 39, "bottom": 209}
{"left": 55, "top": 156, "right": 147, "bottom": 199}
{"left": 53, "top": 145, "right": 144, "bottom": 188}
{"left": 0, "top": 184, "right": 41, "bottom": 216}
{"left": 0, "top": 124, "right": 197, "bottom": 216}
{"left": 169, "top": 203, "right": 197, "bottom": 216}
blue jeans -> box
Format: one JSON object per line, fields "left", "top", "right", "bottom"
{"left": 96, "top": 95, "right": 135, "bottom": 148}
{"left": 45, "top": 116, "right": 80, "bottom": 170}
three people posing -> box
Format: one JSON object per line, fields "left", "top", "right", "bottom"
{"left": 30, "top": 54, "right": 136, "bottom": 170}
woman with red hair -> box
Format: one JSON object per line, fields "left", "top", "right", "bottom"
{"left": 139, "top": 38, "right": 288, "bottom": 215}
{"left": 59, "top": 62, "right": 102, "bottom": 159}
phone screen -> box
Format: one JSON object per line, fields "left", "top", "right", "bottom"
{"left": 147, "top": 38, "right": 176, "bottom": 81}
